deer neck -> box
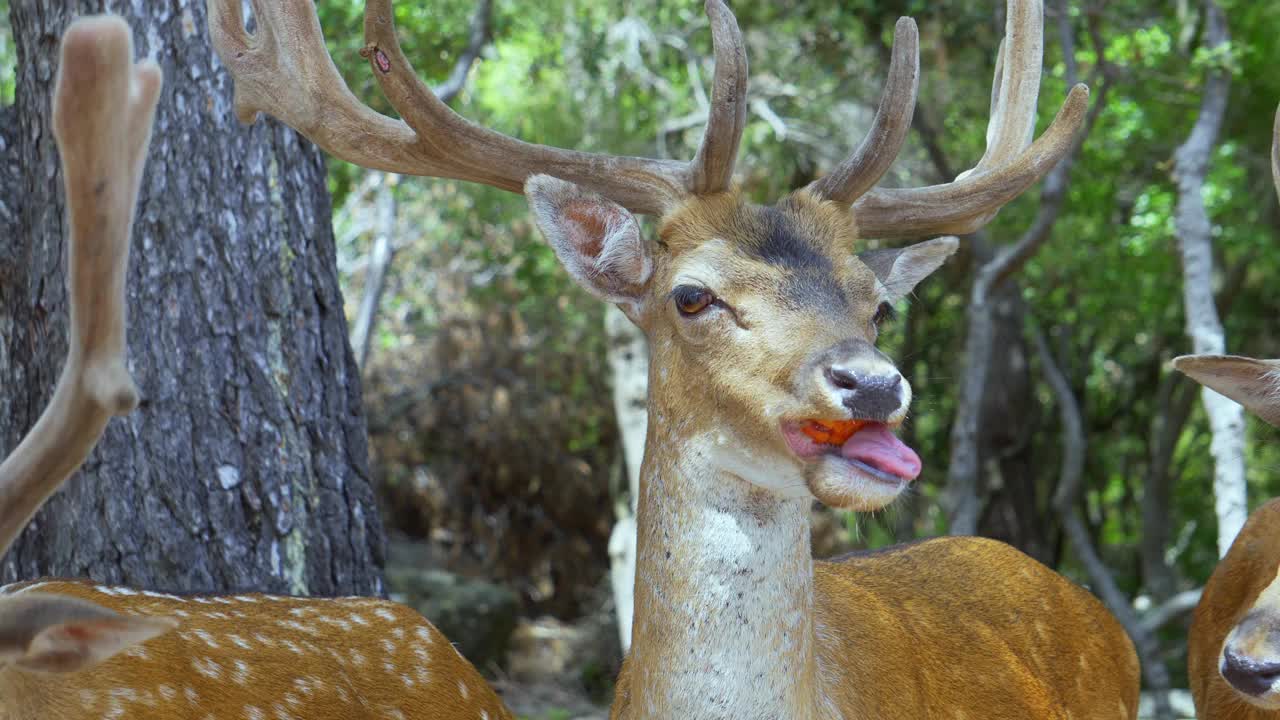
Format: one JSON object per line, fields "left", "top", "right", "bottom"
{"left": 627, "top": 408, "right": 827, "bottom": 720}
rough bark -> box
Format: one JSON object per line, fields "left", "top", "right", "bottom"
{"left": 605, "top": 303, "right": 648, "bottom": 652}
{"left": 1, "top": 1, "right": 384, "bottom": 596}
{"left": 1035, "top": 326, "right": 1175, "bottom": 720}
{"left": 1171, "top": 0, "right": 1247, "bottom": 558}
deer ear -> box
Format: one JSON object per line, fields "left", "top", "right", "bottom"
{"left": 0, "top": 593, "right": 177, "bottom": 673}
{"left": 1174, "top": 355, "right": 1280, "bottom": 427}
{"left": 525, "top": 175, "right": 652, "bottom": 310}
{"left": 858, "top": 235, "right": 959, "bottom": 302}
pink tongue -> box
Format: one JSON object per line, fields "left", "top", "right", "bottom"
{"left": 840, "top": 425, "right": 922, "bottom": 480}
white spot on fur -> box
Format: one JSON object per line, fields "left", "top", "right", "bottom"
{"left": 192, "top": 657, "right": 222, "bottom": 679}
{"left": 232, "top": 659, "right": 252, "bottom": 685}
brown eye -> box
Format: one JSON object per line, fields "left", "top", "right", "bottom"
{"left": 873, "top": 301, "right": 896, "bottom": 326}
{"left": 673, "top": 285, "right": 716, "bottom": 316}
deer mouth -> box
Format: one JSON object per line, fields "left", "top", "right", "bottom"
{"left": 781, "top": 419, "right": 922, "bottom": 485}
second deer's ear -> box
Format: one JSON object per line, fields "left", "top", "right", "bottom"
{"left": 525, "top": 175, "right": 652, "bottom": 311}
{"left": 1174, "top": 355, "right": 1280, "bottom": 427}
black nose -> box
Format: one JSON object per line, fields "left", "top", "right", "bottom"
{"left": 1222, "top": 649, "right": 1280, "bottom": 697}
{"left": 826, "top": 367, "right": 902, "bottom": 421}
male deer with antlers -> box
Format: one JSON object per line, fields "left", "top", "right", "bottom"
{"left": 1178, "top": 104, "right": 1280, "bottom": 720}
{"left": 0, "top": 16, "right": 513, "bottom": 720}
{"left": 208, "top": 0, "right": 1141, "bottom": 717}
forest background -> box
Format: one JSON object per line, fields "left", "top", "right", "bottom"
{"left": 2, "top": 1, "right": 1279, "bottom": 718}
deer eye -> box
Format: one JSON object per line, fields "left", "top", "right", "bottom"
{"left": 873, "top": 301, "right": 896, "bottom": 326}
{"left": 672, "top": 285, "right": 716, "bottom": 317}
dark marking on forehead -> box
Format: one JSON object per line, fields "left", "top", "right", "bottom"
{"left": 752, "top": 207, "right": 832, "bottom": 271}
{"left": 748, "top": 207, "right": 848, "bottom": 311}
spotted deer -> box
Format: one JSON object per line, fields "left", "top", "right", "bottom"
{"left": 0, "top": 16, "right": 513, "bottom": 720}
{"left": 1177, "top": 103, "right": 1280, "bottom": 720}
{"left": 208, "top": 0, "right": 1140, "bottom": 717}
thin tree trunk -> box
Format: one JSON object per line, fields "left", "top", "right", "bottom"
{"left": 0, "top": 2, "right": 383, "bottom": 596}
{"left": 1172, "top": 0, "right": 1247, "bottom": 557}
{"left": 1035, "top": 326, "right": 1175, "bottom": 720}
{"left": 350, "top": 173, "right": 398, "bottom": 369}
{"left": 1140, "top": 371, "right": 1197, "bottom": 600}
{"left": 605, "top": 303, "right": 648, "bottom": 652}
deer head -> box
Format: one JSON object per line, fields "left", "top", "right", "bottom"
{"left": 0, "top": 15, "right": 173, "bottom": 675}
{"left": 211, "top": 0, "right": 1088, "bottom": 512}
{"left": 1179, "top": 103, "right": 1280, "bottom": 713}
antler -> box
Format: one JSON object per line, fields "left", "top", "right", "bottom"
{"left": 812, "top": 0, "right": 1089, "bottom": 239}
{"left": 210, "top": 0, "right": 1082, "bottom": 232}
{"left": 0, "top": 16, "right": 162, "bottom": 556}
{"left": 209, "top": 0, "right": 747, "bottom": 215}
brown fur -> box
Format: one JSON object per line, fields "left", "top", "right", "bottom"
{"left": 0, "top": 579, "right": 512, "bottom": 720}
{"left": 1191, "top": 499, "right": 1280, "bottom": 719}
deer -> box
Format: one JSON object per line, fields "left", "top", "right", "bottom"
{"left": 0, "top": 15, "right": 516, "bottom": 720}
{"left": 205, "top": 0, "right": 1142, "bottom": 717}
{"left": 1177, "top": 102, "right": 1280, "bottom": 720}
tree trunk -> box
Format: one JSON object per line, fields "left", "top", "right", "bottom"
{"left": 0, "top": 2, "right": 385, "bottom": 597}
{"left": 350, "top": 173, "right": 399, "bottom": 370}
{"left": 1140, "top": 371, "right": 1197, "bottom": 600}
{"left": 605, "top": 303, "right": 648, "bottom": 652}
{"left": 1172, "top": 0, "right": 1247, "bottom": 557}
{"left": 1, "top": 104, "right": 17, "bottom": 279}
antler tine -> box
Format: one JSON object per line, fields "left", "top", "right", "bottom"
{"left": 851, "top": 0, "right": 1088, "bottom": 240}
{"left": 971, "top": 0, "right": 1042, "bottom": 174}
{"left": 688, "top": 0, "right": 749, "bottom": 194}
{"left": 0, "top": 16, "right": 161, "bottom": 556}
{"left": 808, "top": 17, "right": 920, "bottom": 204}
{"left": 855, "top": 84, "right": 1088, "bottom": 239}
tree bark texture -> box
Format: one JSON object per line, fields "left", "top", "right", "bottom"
{"left": 1172, "top": 0, "right": 1247, "bottom": 558}
{"left": 0, "top": 1, "right": 385, "bottom": 597}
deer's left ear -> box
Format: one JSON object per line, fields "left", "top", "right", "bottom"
{"left": 1174, "top": 355, "right": 1280, "bottom": 427}
{"left": 858, "top": 236, "right": 959, "bottom": 302}
{"left": 525, "top": 175, "right": 652, "bottom": 313}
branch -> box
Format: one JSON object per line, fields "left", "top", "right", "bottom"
{"left": 1035, "top": 324, "right": 1176, "bottom": 720}
{"left": 1140, "top": 588, "right": 1204, "bottom": 635}
{"left": 431, "top": 0, "right": 493, "bottom": 103}
{"left": 0, "top": 17, "right": 161, "bottom": 556}
{"left": 350, "top": 173, "right": 399, "bottom": 369}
